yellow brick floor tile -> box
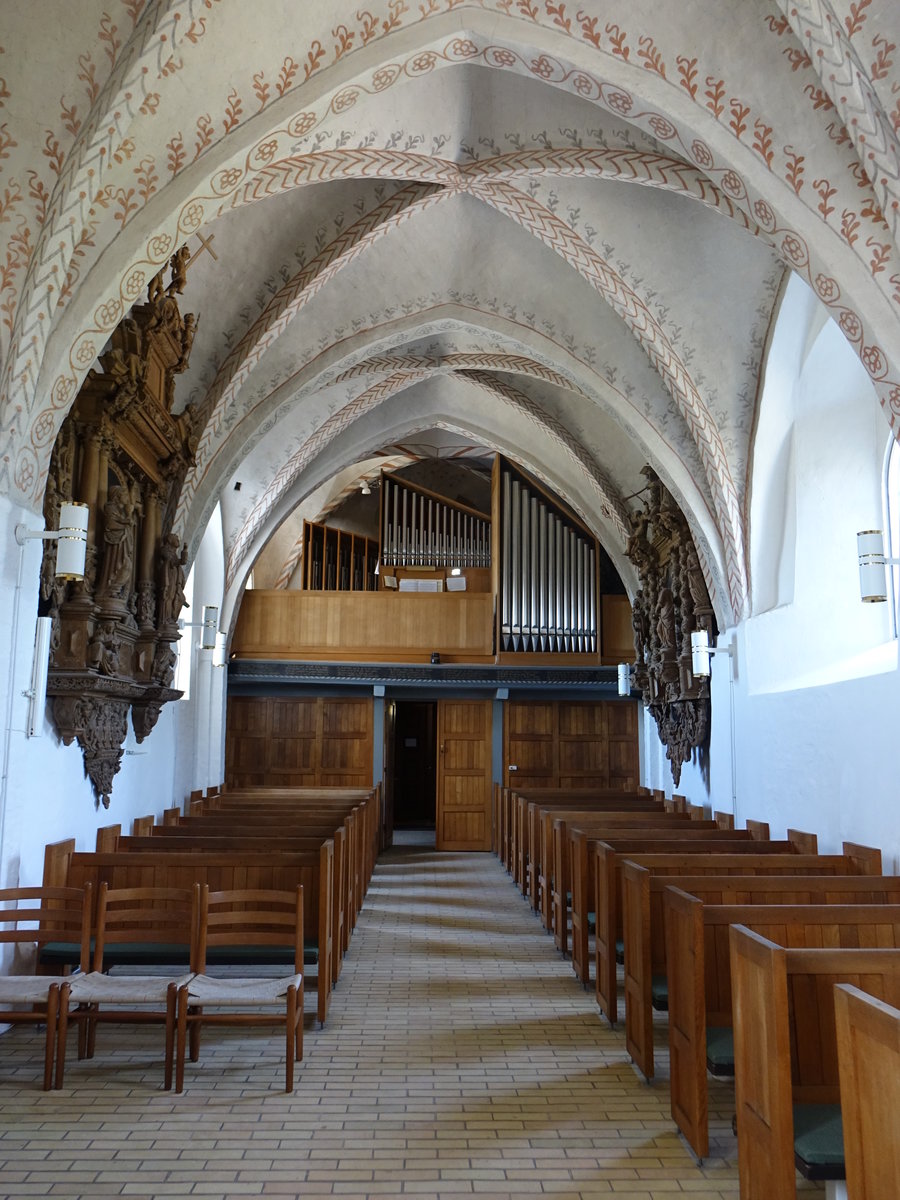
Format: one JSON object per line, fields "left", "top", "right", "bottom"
{"left": 0, "top": 836, "right": 823, "bottom": 1200}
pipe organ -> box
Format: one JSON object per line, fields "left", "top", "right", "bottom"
{"left": 498, "top": 463, "right": 597, "bottom": 654}
{"left": 380, "top": 474, "right": 490, "bottom": 570}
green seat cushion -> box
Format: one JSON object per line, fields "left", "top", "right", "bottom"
{"left": 39, "top": 941, "right": 87, "bottom": 967}
{"left": 587, "top": 911, "right": 596, "bottom": 935}
{"left": 41, "top": 940, "right": 319, "bottom": 969}
{"left": 650, "top": 973, "right": 668, "bottom": 1011}
{"left": 705, "top": 1026, "right": 735, "bottom": 1075}
{"left": 793, "top": 1104, "right": 845, "bottom": 1180}
{"left": 615, "top": 938, "right": 625, "bottom": 964}
{"left": 205, "top": 943, "right": 318, "bottom": 967}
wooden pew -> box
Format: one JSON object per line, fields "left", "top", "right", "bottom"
{"left": 510, "top": 788, "right": 647, "bottom": 892}
{"left": 664, "top": 890, "right": 900, "bottom": 1158}
{"left": 730, "top": 926, "right": 900, "bottom": 1199}
{"left": 834, "top": 983, "right": 900, "bottom": 1200}
{"left": 571, "top": 828, "right": 806, "bottom": 989}
{"left": 621, "top": 849, "right": 885, "bottom": 1080}
{"left": 528, "top": 798, "right": 664, "bottom": 917}
{"left": 42, "top": 843, "right": 335, "bottom": 1026}
{"left": 550, "top": 812, "right": 714, "bottom": 950}
{"left": 591, "top": 840, "right": 839, "bottom": 1021}
{"left": 119, "top": 827, "right": 352, "bottom": 986}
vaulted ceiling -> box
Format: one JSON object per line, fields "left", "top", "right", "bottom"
{"left": 2, "top": 1, "right": 899, "bottom": 628}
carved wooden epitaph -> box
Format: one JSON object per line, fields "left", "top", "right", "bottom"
{"left": 40, "top": 250, "right": 199, "bottom": 806}
{"left": 625, "top": 468, "right": 716, "bottom": 784}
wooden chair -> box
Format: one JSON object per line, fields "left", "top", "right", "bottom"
{"left": 57, "top": 883, "right": 199, "bottom": 1089}
{"left": 174, "top": 886, "right": 305, "bottom": 1093}
{"left": 0, "top": 885, "right": 91, "bottom": 1090}
{"left": 834, "top": 983, "right": 900, "bottom": 1200}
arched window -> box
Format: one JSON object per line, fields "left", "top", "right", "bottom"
{"left": 884, "top": 434, "right": 900, "bottom": 637}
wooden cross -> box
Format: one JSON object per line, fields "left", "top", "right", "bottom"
{"left": 187, "top": 231, "right": 217, "bottom": 268}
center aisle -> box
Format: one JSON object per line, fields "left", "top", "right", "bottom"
{"left": 293, "top": 839, "right": 745, "bottom": 1199}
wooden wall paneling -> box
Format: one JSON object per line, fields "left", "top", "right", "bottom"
{"left": 225, "top": 697, "right": 373, "bottom": 790}
{"left": 231, "top": 591, "right": 494, "bottom": 661}
{"left": 504, "top": 702, "right": 556, "bottom": 790}
{"left": 503, "top": 700, "right": 640, "bottom": 793}
{"left": 558, "top": 702, "right": 609, "bottom": 788}
{"left": 601, "top": 594, "right": 635, "bottom": 664}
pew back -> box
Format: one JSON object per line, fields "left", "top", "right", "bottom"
{"left": 729, "top": 926, "right": 900, "bottom": 1200}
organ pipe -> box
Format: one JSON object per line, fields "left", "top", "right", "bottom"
{"left": 379, "top": 472, "right": 491, "bottom": 574}
{"left": 497, "top": 463, "right": 598, "bottom": 655}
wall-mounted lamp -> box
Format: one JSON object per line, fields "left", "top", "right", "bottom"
{"left": 15, "top": 502, "right": 89, "bottom": 580}
{"left": 856, "top": 529, "right": 898, "bottom": 603}
{"left": 178, "top": 604, "right": 219, "bottom": 650}
{"left": 690, "top": 629, "right": 734, "bottom": 678}
{"left": 360, "top": 481, "right": 372, "bottom": 496}
{"left": 617, "top": 663, "right": 631, "bottom": 696}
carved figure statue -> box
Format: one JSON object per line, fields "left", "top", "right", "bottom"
{"left": 88, "top": 621, "right": 121, "bottom": 676}
{"left": 656, "top": 586, "right": 676, "bottom": 651}
{"left": 167, "top": 245, "right": 191, "bottom": 296}
{"left": 158, "top": 533, "right": 188, "bottom": 624}
{"left": 98, "top": 485, "right": 137, "bottom": 598}
{"left": 177, "top": 312, "right": 197, "bottom": 372}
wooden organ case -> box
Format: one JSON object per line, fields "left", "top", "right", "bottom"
{"left": 39, "top": 249, "right": 199, "bottom": 806}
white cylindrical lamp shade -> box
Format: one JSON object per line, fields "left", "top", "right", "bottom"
{"left": 201, "top": 605, "right": 219, "bottom": 650}
{"left": 690, "top": 629, "right": 711, "bottom": 677}
{"left": 857, "top": 529, "right": 887, "bottom": 603}
{"left": 56, "top": 502, "right": 89, "bottom": 580}
{"left": 617, "top": 663, "right": 631, "bottom": 696}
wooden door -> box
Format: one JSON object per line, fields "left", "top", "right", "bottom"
{"left": 436, "top": 700, "right": 492, "bottom": 851}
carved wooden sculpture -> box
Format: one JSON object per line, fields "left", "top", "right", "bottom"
{"left": 40, "top": 250, "right": 199, "bottom": 806}
{"left": 624, "top": 467, "right": 716, "bottom": 784}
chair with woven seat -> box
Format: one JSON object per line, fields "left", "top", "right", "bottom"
{"left": 57, "top": 883, "right": 199, "bottom": 1089}
{"left": 174, "top": 886, "right": 304, "bottom": 1093}
{"left": 0, "top": 885, "right": 92, "bottom": 1089}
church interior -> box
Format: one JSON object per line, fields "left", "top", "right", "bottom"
{"left": 0, "top": 2, "right": 898, "bottom": 1197}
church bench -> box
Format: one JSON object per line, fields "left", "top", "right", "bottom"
{"left": 592, "top": 845, "right": 866, "bottom": 1025}
{"left": 665, "top": 894, "right": 900, "bottom": 1161}
{"left": 527, "top": 798, "right": 664, "bottom": 916}
{"left": 119, "top": 827, "right": 352, "bottom": 983}
{"left": 41, "top": 842, "right": 335, "bottom": 1025}
{"left": 509, "top": 788, "right": 647, "bottom": 891}
{"left": 549, "top": 812, "right": 715, "bottom": 951}
{"left": 834, "top": 984, "right": 900, "bottom": 1200}
{"left": 182, "top": 796, "right": 379, "bottom": 947}
{"left": 570, "top": 827, "right": 801, "bottom": 988}
{"left": 621, "top": 856, "right": 888, "bottom": 1086}
{"left": 729, "top": 926, "right": 900, "bottom": 1199}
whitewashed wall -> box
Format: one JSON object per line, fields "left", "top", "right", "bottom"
{"left": 643, "top": 277, "right": 900, "bottom": 873}
{"left": 0, "top": 493, "right": 225, "bottom": 905}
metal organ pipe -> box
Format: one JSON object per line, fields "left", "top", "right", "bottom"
{"left": 493, "top": 468, "right": 602, "bottom": 655}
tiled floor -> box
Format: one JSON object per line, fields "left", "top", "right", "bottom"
{"left": 0, "top": 843, "right": 823, "bottom": 1200}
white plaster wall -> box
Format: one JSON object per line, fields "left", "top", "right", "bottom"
{"left": 0, "top": 494, "right": 181, "bottom": 913}
{"left": 643, "top": 284, "right": 900, "bottom": 873}
{"left": 171, "top": 504, "right": 227, "bottom": 798}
